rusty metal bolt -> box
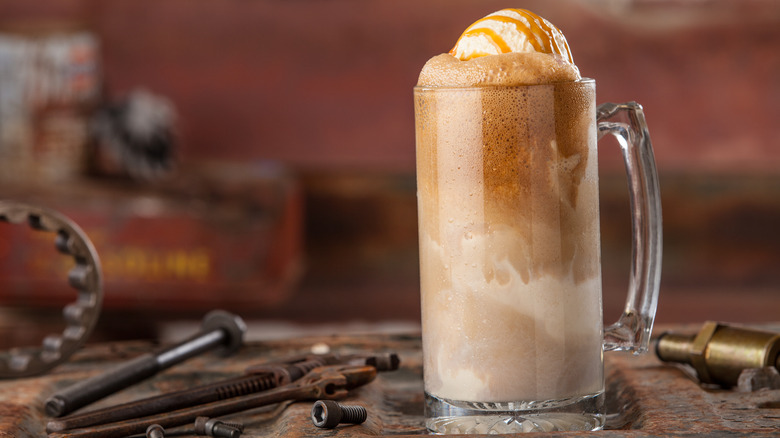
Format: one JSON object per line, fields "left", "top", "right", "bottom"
{"left": 146, "top": 424, "right": 165, "bottom": 438}
{"left": 194, "top": 416, "right": 243, "bottom": 438}
{"left": 311, "top": 400, "right": 367, "bottom": 429}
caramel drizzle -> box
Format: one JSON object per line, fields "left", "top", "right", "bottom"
{"left": 473, "top": 14, "right": 545, "bottom": 53}
{"left": 522, "top": 9, "right": 574, "bottom": 63}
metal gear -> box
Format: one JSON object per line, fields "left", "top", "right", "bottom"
{"left": 0, "top": 201, "right": 103, "bottom": 378}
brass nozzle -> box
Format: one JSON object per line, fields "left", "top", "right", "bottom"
{"left": 656, "top": 321, "right": 780, "bottom": 387}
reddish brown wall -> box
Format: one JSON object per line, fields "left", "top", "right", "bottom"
{"left": 1, "top": 0, "right": 778, "bottom": 173}
{"left": 1, "top": 0, "right": 779, "bottom": 329}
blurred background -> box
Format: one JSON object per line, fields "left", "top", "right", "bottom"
{"left": 0, "top": 0, "right": 778, "bottom": 347}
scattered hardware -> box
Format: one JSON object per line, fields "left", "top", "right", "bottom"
{"left": 656, "top": 321, "right": 780, "bottom": 387}
{"left": 45, "top": 353, "right": 400, "bottom": 438}
{"left": 47, "top": 352, "right": 333, "bottom": 431}
{"left": 311, "top": 400, "right": 368, "bottom": 429}
{"left": 47, "top": 363, "right": 378, "bottom": 438}
{"left": 0, "top": 201, "right": 103, "bottom": 379}
{"left": 45, "top": 310, "right": 246, "bottom": 417}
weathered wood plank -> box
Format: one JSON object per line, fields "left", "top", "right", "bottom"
{"left": 1, "top": 332, "right": 779, "bottom": 436}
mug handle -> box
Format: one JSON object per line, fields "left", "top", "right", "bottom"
{"left": 597, "top": 102, "right": 662, "bottom": 354}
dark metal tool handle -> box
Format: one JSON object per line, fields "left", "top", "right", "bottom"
{"left": 45, "top": 353, "right": 160, "bottom": 417}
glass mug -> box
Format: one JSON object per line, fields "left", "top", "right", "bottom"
{"left": 414, "top": 79, "right": 661, "bottom": 433}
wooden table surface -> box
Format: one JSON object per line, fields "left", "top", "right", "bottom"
{"left": 1, "top": 329, "right": 779, "bottom": 437}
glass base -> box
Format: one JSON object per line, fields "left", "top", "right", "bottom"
{"left": 425, "top": 391, "right": 605, "bottom": 434}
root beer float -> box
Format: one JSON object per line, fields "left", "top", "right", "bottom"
{"left": 415, "top": 9, "right": 608, "bottom": 433}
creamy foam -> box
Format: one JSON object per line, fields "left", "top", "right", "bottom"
{"left": 417, "top": 52, "right": 580, "bottom": 87}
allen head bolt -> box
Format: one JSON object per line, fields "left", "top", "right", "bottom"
{"left": 311, "top": 400, "right": 368, "bottom": 429}
{"left": 194, "top": 416, "right": 244, "bottom": 438}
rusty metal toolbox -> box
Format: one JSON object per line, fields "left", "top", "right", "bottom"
{"left": 0, "top": 164, "right": 303, "bottom": 312}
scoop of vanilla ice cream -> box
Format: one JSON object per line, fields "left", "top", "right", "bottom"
{"left": 450, "top": 9, "right": 574, "bottom": 62}
{"left": 417, "top": 8, "right": 580, "bottom": 87}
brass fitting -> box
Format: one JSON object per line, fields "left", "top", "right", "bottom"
{"left": 656, "top": 321, "right": 780, "bottom": 387}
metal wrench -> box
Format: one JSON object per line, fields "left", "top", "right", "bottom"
{"left": 48, "top": 364, "right": 377, "bottom": 438}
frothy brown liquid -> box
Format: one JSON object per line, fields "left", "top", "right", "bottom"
{"left": 417, "top": 52, "right": 581, "bottom": 87}
{"left": 415, "top": 55, "right": 603, "bottom": 402}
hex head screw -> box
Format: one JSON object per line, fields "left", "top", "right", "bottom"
{"left": 194, "top": 416, "right": 244, "bottom": 438}
{"left": 311, "top": 400, "right": 368, "bottom": 429}
{"left": 146, "top": 424, "right": 165, "bottom": 438}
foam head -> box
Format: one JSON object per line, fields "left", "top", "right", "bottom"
{"left": 417, "top": 9, "right": 580, "bottom": 87}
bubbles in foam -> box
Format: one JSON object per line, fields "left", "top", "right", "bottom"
{"left": 417, "top": 52, "right": 580, "bottom": 88}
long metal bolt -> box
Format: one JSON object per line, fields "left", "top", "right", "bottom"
{"left": 45, "top": 310, "right": 246, "bottom": 417}
{"left": 311, "top": 400, "right": 367, "bottom": 429}
{"left": 194, "top": 416, "right": 243, "bottom": 438}
{"left": 46, "top": 373, "right": 276, "bottom": 433}
{"left": 146, "top": 424, "right": 165, "bottom": 438}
